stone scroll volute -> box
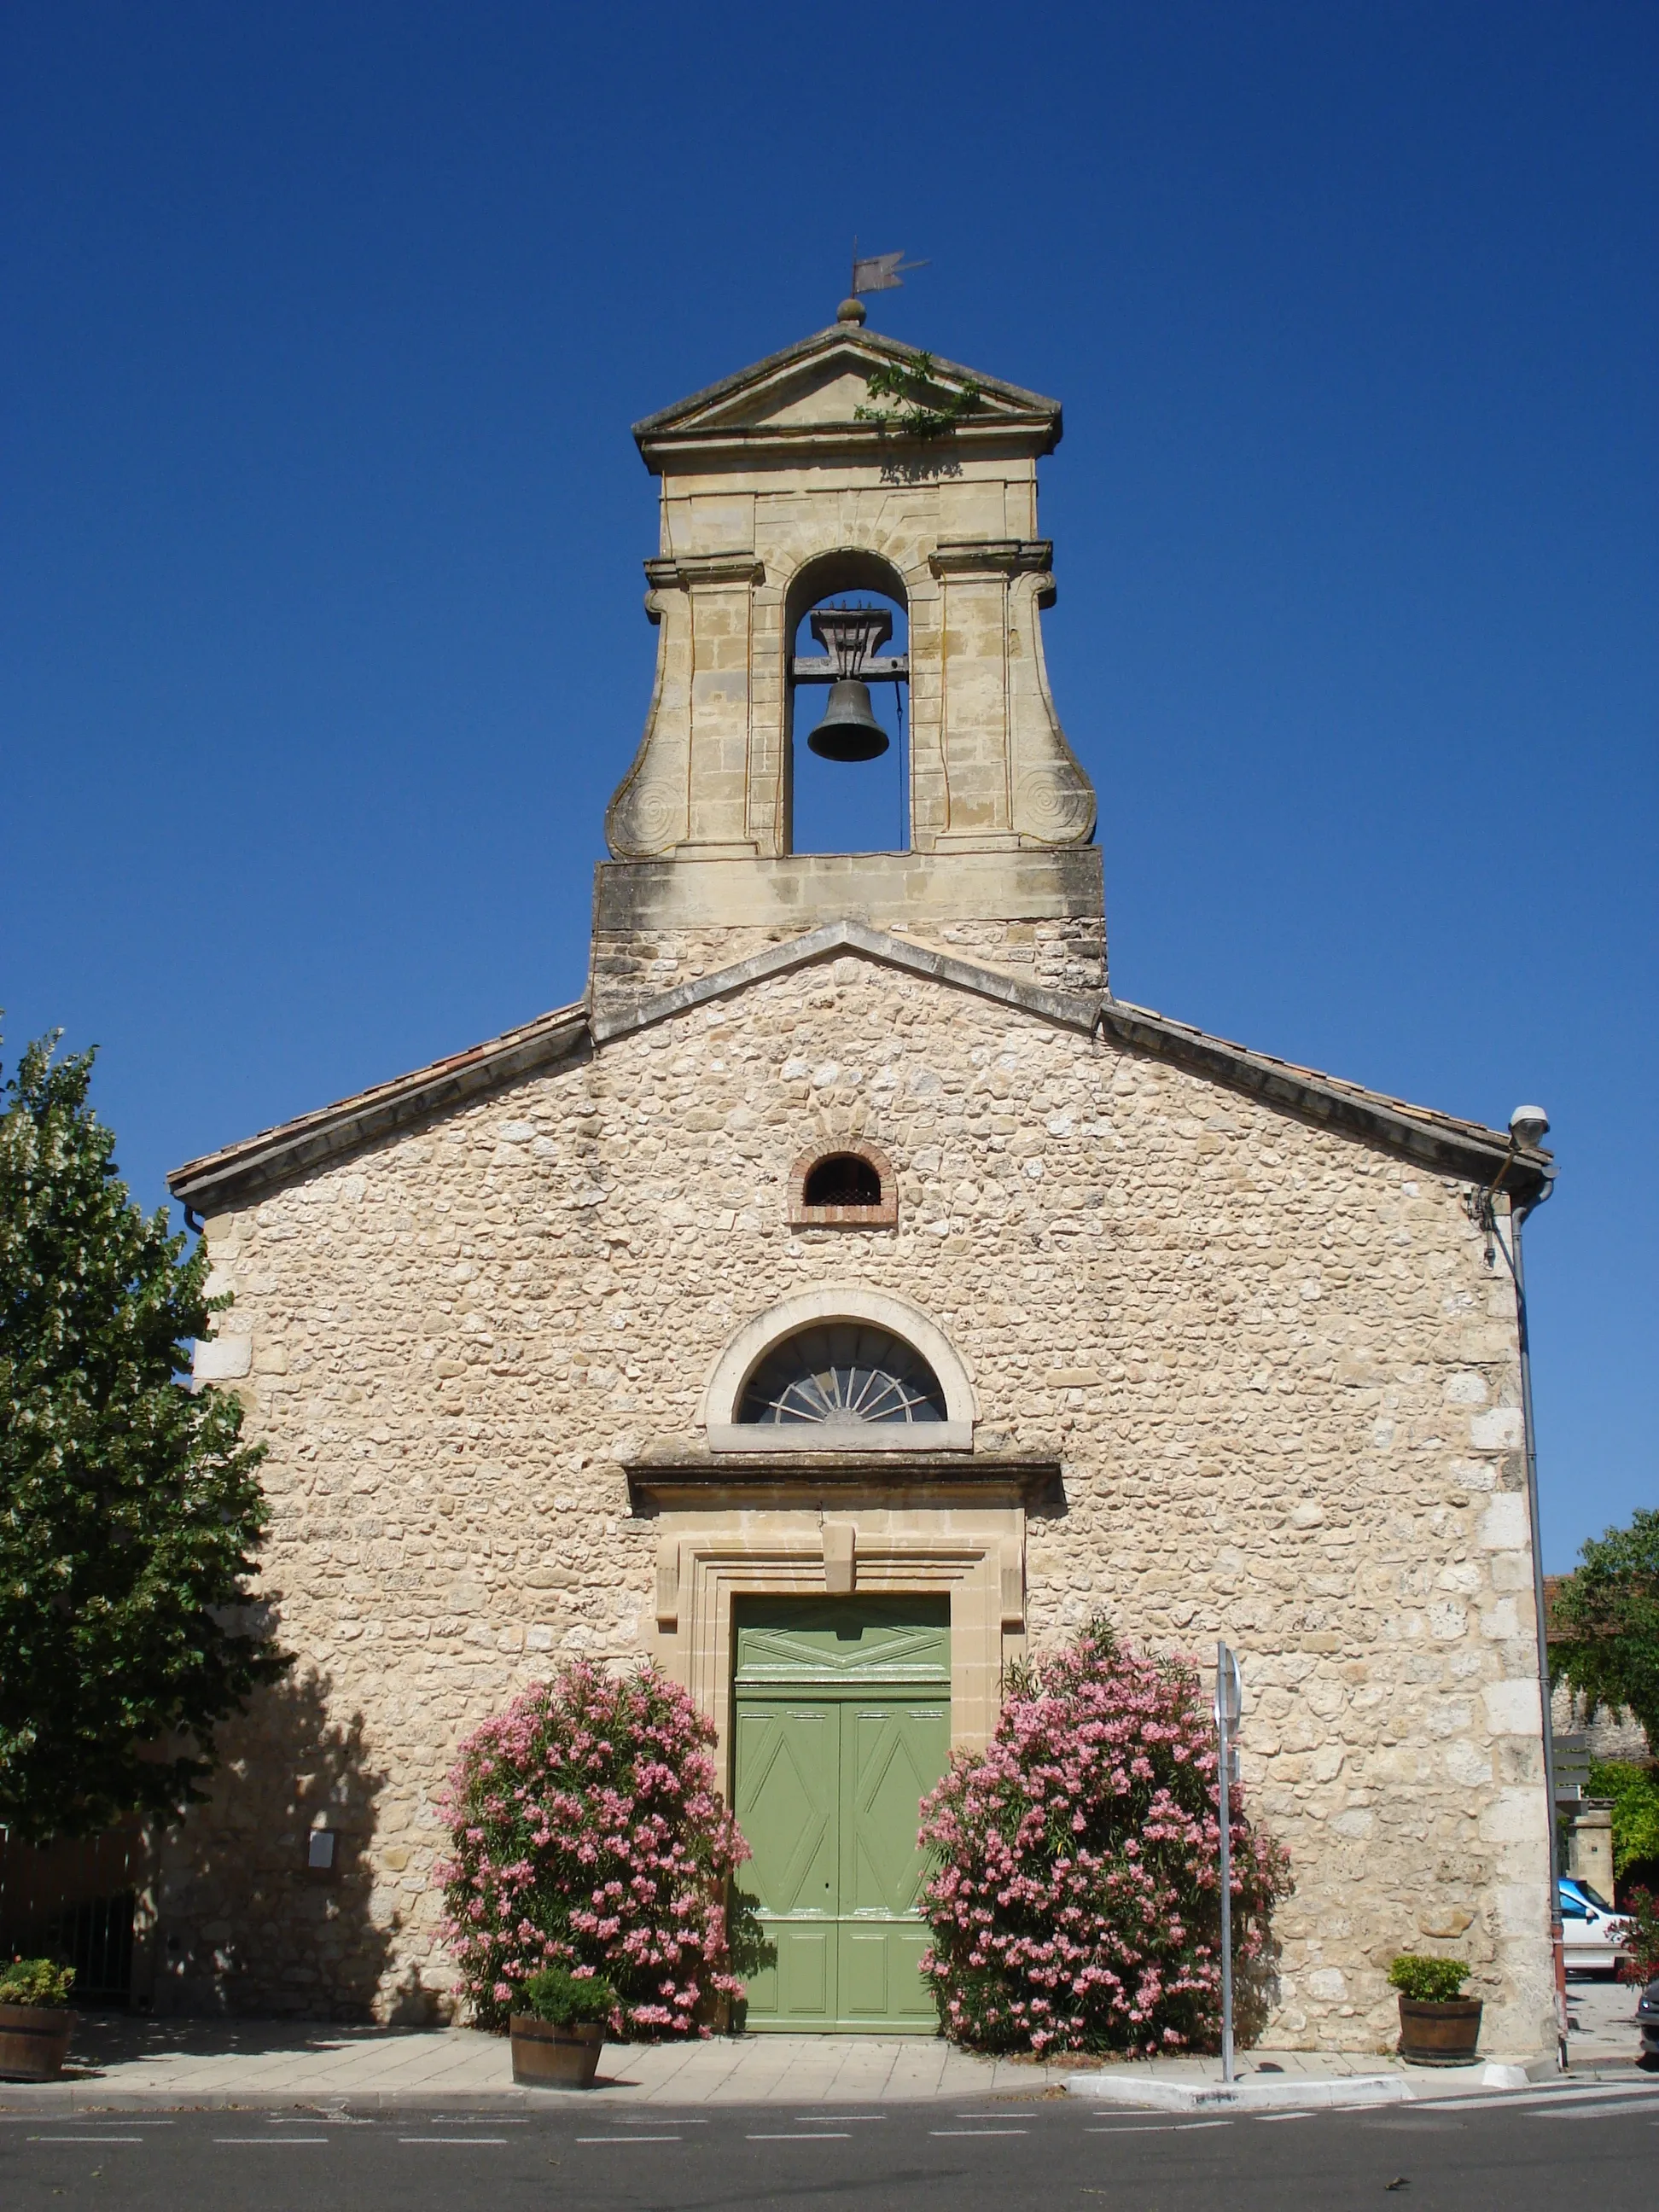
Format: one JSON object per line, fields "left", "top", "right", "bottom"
{"left": 1009, "top": 564, "right": 1096, "bottom": 847}
{"left": 604, "top": 571, "right": 692, "bottom": 859}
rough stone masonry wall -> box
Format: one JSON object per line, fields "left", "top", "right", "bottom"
{"left": 161, "top": 952, "right": 1553, "bottom": 2053}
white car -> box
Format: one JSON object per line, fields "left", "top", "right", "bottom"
{"left": 1560, "top": 1877, "right": 1629, "bottom": 1976}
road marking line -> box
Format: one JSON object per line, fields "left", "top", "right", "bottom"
{"left": 1255, "top": 2112, "right": 1316, "bottom": 2122}
{"left": 1085, "top": 2121, "right": 1233, "bottom": 2133}
{"left": 1417, "top": 2086, "right": 1659, "bottom": 2113}
{"left": 747, "top": 2132, "right": 851, "bottom": 2140}
{"left": 213, "top": 2137, "right": 330, "bottom": 2145}
{"left": 1528, "top": 2105, "right": 1659, "bottom": 2120}
{"left": 398, "top": 2136, "right": 509, "bottom": 2144}
{"left": 931, "top": 2128, "right": 1028, "bottom": 2136}
{"left": 798, "top": 2113, "right": 883, "bottom": 2121}
{"left": 28, "top": 2136, "right": 145, "bottom": 2145}
{"left": 576, "top": 2134, "right": 682, "bottom": 2144}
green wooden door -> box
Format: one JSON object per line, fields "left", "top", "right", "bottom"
{"left": 733, "top": 1598, "right": 950, "bottom": 2033}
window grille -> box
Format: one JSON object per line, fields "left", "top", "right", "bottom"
{"left": 737, "top": 1324, "right": 946, "bottom": 1427}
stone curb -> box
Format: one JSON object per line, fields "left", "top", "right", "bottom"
{"left": 1062, "top": 2071, "right": 1412, "bottom": 2111}
{"left": 1060, "top": 2056, "right": 1639, "bottom": 2110}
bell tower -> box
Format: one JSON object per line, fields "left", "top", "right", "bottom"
{"left": 591, "top": 309, "right": 1103, "bottom": 1016}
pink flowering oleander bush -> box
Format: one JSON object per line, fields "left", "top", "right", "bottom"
{"left": 436, "top": 1660, "right": 761, "bottom": 2035}
{"left": 917, "top": 1616, "right": 1292, "bottom": 2056}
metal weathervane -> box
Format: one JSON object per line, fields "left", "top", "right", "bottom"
{"left": 850, "top": 242, "right": 928, "bottom": 297}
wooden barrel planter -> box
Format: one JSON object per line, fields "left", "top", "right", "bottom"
{"left": 1398, "top": 1996, "right": 1482, "bottom": 2064}
{"left": 509, "top": 2016, "right": 605, "bottom": 2089}
{"left": 0, "top": 2005, "right": 77, "bottom": 2083}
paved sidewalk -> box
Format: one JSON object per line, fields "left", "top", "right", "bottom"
{"left": 1566, "top": 1975, "right": 1646, "bottom": 2065}
{"left": 3, "top": 2017, "right": 1059, "bottom": 2110}
{"left": 0, "top": 2013, "right": 1639, "bottom": 2112}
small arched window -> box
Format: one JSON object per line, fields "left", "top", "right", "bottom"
{"left": 737, "top": 1324, "right": 946, "bottom": 1428}
{"left": 701, "top": 1288, "right": 975, "bottom": 1452}
{"left": 805, "top": 1153, "right": 880, "bottom": 1207}
{"left": 789, "top": 1140, "right": 896, "bottom": 1227}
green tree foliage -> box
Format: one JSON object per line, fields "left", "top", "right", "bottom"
{"left": 1587, "top": 1761, "right": 1659, "bottom": 1879}
{"left": 1, "top": 1033, "right": 285, "bottom": 1842}
{"left": 1551, "top": 1509, "right": 1659, "bottom": 1754}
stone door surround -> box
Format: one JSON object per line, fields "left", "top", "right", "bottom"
{"left": 649, "top": 1497, "right": 1026, "bottom": 1783}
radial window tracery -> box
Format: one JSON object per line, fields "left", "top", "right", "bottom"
{"left": 736, "top": 1324, "right": 947, "bottom": 1427}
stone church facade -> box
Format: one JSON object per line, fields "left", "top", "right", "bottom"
{"left": 165, "top": 311, "right": 1558, "bottom": 2056}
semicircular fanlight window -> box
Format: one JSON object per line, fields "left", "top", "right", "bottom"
{"left": 736, "top": 1324, "right": 947, "bottom": 1427}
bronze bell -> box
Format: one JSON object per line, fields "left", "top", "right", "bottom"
{"left": 807, "top": 678, "right": 889, "bottom": 761}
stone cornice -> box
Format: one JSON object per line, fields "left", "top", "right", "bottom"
{"left": 1090, "top": 994, "right": 1554, "bottom": 1206}
{"left": 622, "top": 1439, "right": 1065, "bottom": 1511}
{"left": 643, "top": 551, "right": 766, "bottom": 590}
{"left": 928, "top": 538, "right": 1055, "bottom": 578}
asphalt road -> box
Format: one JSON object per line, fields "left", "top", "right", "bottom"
{"left": 3, "top": 2087, "right": 1656, "bottom": 2211}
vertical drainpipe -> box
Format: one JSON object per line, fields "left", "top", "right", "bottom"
{"left": 1507, "top": 1170, "right": 1566, "bottom": 2068}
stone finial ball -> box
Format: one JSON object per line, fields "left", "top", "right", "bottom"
{"left": 836, "top": 297, "right": 867, "bottom": 324}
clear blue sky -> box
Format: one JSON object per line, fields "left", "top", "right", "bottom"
{"left": 3, "top": 3, "right": 1653, "bottom": 1570}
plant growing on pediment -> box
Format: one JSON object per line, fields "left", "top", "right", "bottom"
{"left": 855, "top": 350, "right": 981, "bottom": 440}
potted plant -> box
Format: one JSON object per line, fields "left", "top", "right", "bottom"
{"left": 0, "top": 1959, "right": 78, "bottom": 2083}
{"left": 509, "top": 1965, "right": 615, "bottom": 2089}
{"left": 1388, "top": 1953, "right": 1481, "bottom": 2064}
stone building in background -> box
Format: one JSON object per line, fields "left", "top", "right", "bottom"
{"left": 166, "top": 310, "right": 1559, "bottom": 2055}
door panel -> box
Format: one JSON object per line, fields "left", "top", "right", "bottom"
{"left": 777, "top": 1925, "right": 832, "bottom": 2022}
{"left": 840, "top": 1926, "right": 893, "bottom": 2019}
{"left": 733, "top": 1704, "right": 837, "bottom": 1916}
{"left": 890, "top": 1927, "right": 938, "bottom": 2020}
{"left": 843, "top": 1702, "right": 948, "bottom": 1918}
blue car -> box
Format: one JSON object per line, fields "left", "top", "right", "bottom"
{"left": 1639, "top": 1976, "right": 1658, "bottom": 2067}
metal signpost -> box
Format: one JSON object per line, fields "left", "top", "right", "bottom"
{"left": 1214, "top": 1642, "right": 1243, "bottom": 2087}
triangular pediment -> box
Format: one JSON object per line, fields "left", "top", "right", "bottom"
{"left": 168, "top": 921, "right": 1546, "bottom": 1214}
{"left": 633, "top": 325, "right": 1062, "bottom": 457}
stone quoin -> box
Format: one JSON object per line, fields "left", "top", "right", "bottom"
{"left": 164, "top": 315, "right": 1557, "bottom": 2054}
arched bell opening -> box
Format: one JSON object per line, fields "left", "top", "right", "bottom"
{"left": 785, "top": 550, "right": 910, "bottom": 858}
